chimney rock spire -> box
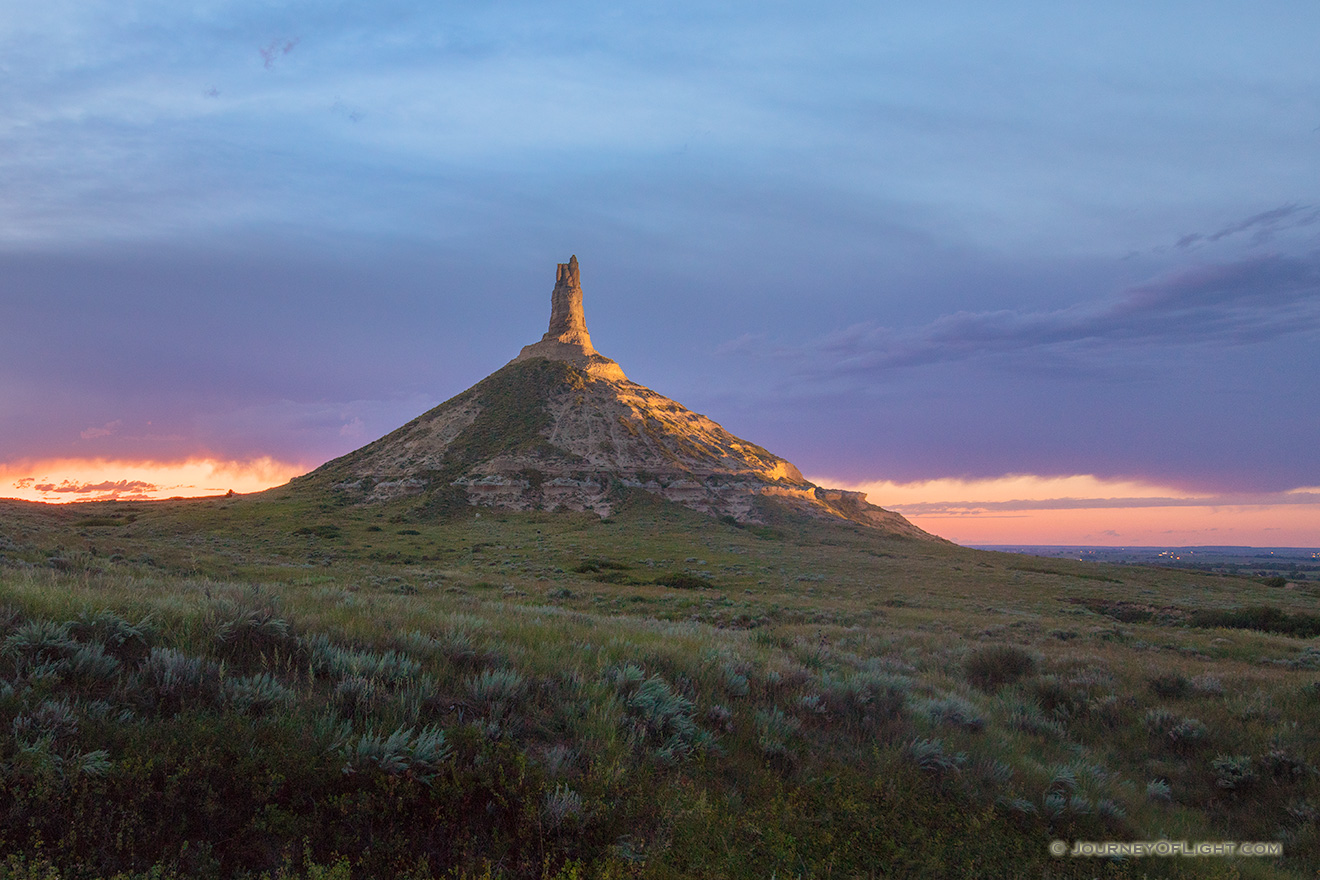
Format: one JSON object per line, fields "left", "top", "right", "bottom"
{"left": 547, "top": 254, "right": 588, "bottom": 343}
{"left": 511, "top": 255, "right": 627, "bottom": 381}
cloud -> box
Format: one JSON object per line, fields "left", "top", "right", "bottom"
{"left": 32, "top": 479, "right": 157, "bottom": 494}
{"left": 79, "top": 419, "right": 122, "bottom": 440}
{"left": 790, "top": 252, "right": 1320, "bottom": 376}
{"left": 1175, "top": 204, "right": 1320, "bottom": 251}
{"left": 2, "top": 457, "right": 308, "bottom": 503}
{"left": 259, "top": 38, "right": 300, "bottom": 70}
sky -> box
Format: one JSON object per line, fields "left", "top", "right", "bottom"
{"left": 2, "top": 1, "right": 1318, "bottom": 546}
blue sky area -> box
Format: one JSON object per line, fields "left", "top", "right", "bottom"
{"left": 2, "top": 1, "right": 1318, "bottom": 521}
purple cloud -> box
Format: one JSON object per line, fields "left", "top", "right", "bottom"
{"left": 260, "top": 38, "right": 300, "bottom": 70}
{"left": 79, "top": 420, "right": 122, "bottom": 440}
{"left": 1175, "top": 204, "right": 1320, "bottom": 250}
{"left": 793, "top": 252, "right": 1320, "bottom": 376}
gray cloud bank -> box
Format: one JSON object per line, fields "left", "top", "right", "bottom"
{"left": 798, "top": 251, "right": 1320, "bottom": 376}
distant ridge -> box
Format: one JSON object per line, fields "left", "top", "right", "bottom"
{"left": 290, "top": 257, "right": 935, "bottom": 539}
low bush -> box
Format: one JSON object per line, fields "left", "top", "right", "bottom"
{"left": 1148, "top": 672, "right": 1192, "bottom": 699}
{"left": 140, "top": 647, "right": 221, "bottom": 714}
{"left": 612, "top": 669, "right": 713, "bottom": 765}
{"left": 916, "top": 695, "right": 984, "bottom": 732}
{"left": 963, "top": 644, "right": 1036, "bottom": 690}
{"left": 1188, "top": 605, "right": 1320, "bottom": 638}
{"left": 1211, "top": 754, "right": 1257, "bottom": 791}
{"left": 814, "top": 670, "right": 910, "bottom": 729}
{"left": 1144, "top": 709, "right": 1209, "bottom": 752}
{"left": 908, "top": 737, "right": 965, "bottom": 775}
{"left": 223, "top": 672, "right": 296, "bottom": 716}
{"left": 653, "top": 573, "right": 707, "bottom": 590}
{"left": 754, "top": 707, "right": 801, "bottom": 759}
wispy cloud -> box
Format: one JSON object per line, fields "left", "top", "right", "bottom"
{"left": 79, "top": 420, "right": 122, "bottom": 440}
{"left": 259, "top": 38, "right": 300, "bottom": 70}
{"left": 791, "top": 252, "right": 1320, "bottom": 376}
{"left": 1174, "top": 203, "right": 1320, "bottom": 251}
{"left": 32, "top": 479, "right": 157, "bottom": 494}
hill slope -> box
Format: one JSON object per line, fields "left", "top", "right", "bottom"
{"left": 290, "top": 256, "right": 931, "bottom": 539}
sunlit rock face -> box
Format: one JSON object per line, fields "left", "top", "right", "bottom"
{"left": 297, "top": 257, "right": 932, "bottom": 538}
{"left": 512, "top": 254, "right": 627, "bottom": 381}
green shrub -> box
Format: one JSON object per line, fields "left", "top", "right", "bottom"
{"left": 12, "top": 698, "right": 79, "bottom": 743}
{"left": 333, "top": 676, "right": 378, "bottom": 718}
{"left": 916, "top": 695, "right": 984, "bottom": 731}
{"left": 1148, "top": 673, "right": 1192, "bottom": 699}
{"left": 66, "top": 642, "right": 121, "bottom": 686}
{"left": 210, "top": 599, "right": 298, "bottom": 667}
{"left": 1188, "top": 605, "right": 1320, "bottom": 638}
{"left": 754, "top": 707, "right": 801, "bottom": 759}
{"left": 612, "top": 670, "right": 713, "bottom": 765}
{"left": 308, "top": 635, "right": 421, "bottom": 685}
{"left": 542, "top": 783, "right": 585, "bottom": 831}
{"left": 140, "top": 647, "right": 221, "bottom": 713}
{"left": 68, "top": 609, "right": 151, "bottom": 663}
{"left": 1146, "top": 779, "right": 1173, "bottom": 802}
{"left": 908, "top": 738, "right": 965, "bottom": 774}
{"left": 1211, "top": 754, "right": 1257, "bottom": 791}
{"left": 223, "top": 672, "right": 296, "bottom": 716}
{"left": 963, "top": 644, "right": 1036, "bottom": 690}
{"left": 3, "top": 620, "right": 75, "bottom": 666}
{"left": 341, "top": 724, "right": 451, "bottom": 779}
{"left": 653, "top": 573, "right": 707, "bottom": 590}
{"left": 1003, "top": 698, "right": 1065, "bottom": 739}
{"left": 1145, "top": 709, "right": 1208, "bottom": 752}
{"left": 815, "top": 670, "right": 910, "bottom": 728}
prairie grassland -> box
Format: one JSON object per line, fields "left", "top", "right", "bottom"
{"left": 0, "top": 492, "right": 1316, "bottom": 879}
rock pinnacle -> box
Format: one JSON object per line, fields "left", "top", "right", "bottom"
{"left": 513, "top": 255, "right": 626, "bottom": 380}
{"left": 545, "top": 255, "right": 592, "bottom": 350}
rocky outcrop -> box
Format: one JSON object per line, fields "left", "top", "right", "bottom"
{"left": 513, "top": 255, "right": 627, "bottom": 381}
{"left": 295, "top": 256, "right": 935, "bottom": 538}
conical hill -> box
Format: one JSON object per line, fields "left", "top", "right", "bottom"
{"left": 289, "top": 257, "right": 934, "bottom": 540}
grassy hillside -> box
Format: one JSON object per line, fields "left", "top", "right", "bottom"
{"left": 0, "top": 491, "right": 1316, "bottom": 879}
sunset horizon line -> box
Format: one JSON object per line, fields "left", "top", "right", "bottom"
{"left": 3, "top": 456, "right": 1317, "bottom": 548}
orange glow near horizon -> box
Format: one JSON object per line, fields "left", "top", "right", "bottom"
{"left": 0, "top": 458, "right": 311, "bottom": 503}
{"left": 812, "top": 474, "right": 1320, "bottom": 546}
{"left": 5, "top": 459, "right": 1317, "bottom": 545}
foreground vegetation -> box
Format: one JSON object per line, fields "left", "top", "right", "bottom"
{"left": 0, "top": 490, "right": 1317, "bottom": 879}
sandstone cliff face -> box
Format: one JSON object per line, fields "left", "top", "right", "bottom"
{"left": 297, "top": 257, "right": 933, "bottom": 538}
